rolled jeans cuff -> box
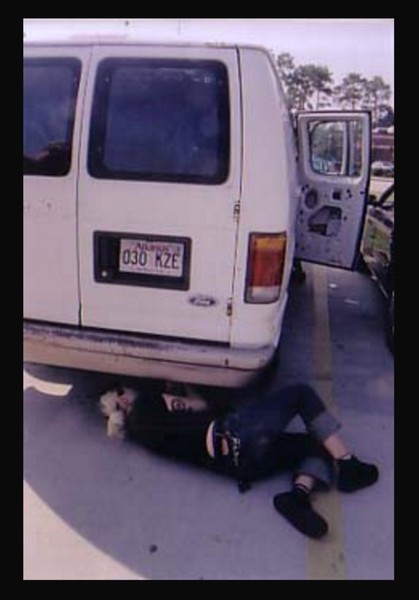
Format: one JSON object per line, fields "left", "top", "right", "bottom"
{"left": 308, "top": 410, "right": 342, "bottom": 442}
{"left": 295, "top": 456, "right": 335, "bottom": 489}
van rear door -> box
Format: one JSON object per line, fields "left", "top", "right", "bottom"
{"left": 295, "top": 112, "right": 371, "bottom": 269}
{"left": 23, "top": 46, "right": 90, "bottom": 324}
{"left": 78, "top": 46, "right": 241, "bottom": 342}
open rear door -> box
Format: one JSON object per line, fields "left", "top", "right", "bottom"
{"left": 296, "top": 112, "right": 371, "bottom": 269}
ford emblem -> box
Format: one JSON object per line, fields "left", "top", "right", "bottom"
{"left": 188, "top": 294, "right": 218, "bottom": 307}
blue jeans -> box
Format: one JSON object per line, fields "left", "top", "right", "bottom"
{"left": 216, "top": 384, "right": 341, "bottom": 488}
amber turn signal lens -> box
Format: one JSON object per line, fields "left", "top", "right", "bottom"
{"left": 245, "top": 232, "right": 287, "bottom": 303}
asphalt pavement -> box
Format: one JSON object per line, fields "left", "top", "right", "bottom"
{"left": 23, "top": 263, "right": 394, "bottom": 580}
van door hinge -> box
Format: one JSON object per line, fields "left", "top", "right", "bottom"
{"left": 226, "top": 298, "right": 233, "bottom": 317}
{"left": 233, "top": 202, "right": 241, "bottom": 222}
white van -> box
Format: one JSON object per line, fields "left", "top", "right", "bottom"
{"left": 23, "top": 38, "right": 371, "bottom": 387}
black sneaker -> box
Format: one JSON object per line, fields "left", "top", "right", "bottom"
{"left": 273, "top": 489, "right": 328, "bottom": 539}
{"left": 337, "top": 456, "right": 379, "bottom": 493}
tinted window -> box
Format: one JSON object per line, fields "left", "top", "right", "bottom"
{"left": 88, "top": 59, "right": 230, "bottom": 184}
{"left": 23, "top": 58, "right": 81, "bottom": 177}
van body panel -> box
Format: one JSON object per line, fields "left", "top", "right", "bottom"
{"left": 229, "top": 48, "right": 297, "bottom": 348}
{"left": 23, "top": 46, "right": 92, "bottom": 324}
{"left": 77, "top": 45, "right": 242, "bottom": 342}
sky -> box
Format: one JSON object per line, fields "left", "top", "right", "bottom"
{"left": 24, "top": 19, "right": 394, "bottom": 104}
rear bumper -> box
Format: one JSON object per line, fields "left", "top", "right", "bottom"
{"left": 23, "top": 320, "right": 276, "bottom": 387}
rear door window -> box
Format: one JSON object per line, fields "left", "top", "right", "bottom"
{"left": 23, "top": 58, "right": 81, "bottom": 177}
{"left": 88, "top": 58, "right": 230, "bottom": 184}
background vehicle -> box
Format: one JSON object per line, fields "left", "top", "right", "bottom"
{"left": 360, "top": 182, "right": 394, "bottom": 351}
{"left": 371, "top": 161, "right": 394, "bottom": 178}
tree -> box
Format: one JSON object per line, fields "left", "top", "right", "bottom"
{"left": 276, "top": 53, "right": 297, "bottom": 109}
{"left": 277, "top": 55, "right": 334, "bottom": 111}
{"left": 306, "top": 65, "right": 334, "bottom": 109}
{"left": 290, "top": 65, "right": 316, "bottom": 110}
{"left": 276, "top": 52, "right": 296, "bottom": 85}
{"left": 334, "top": 73, "right": 367, "bottom": 109}
{"left": 276, "top": 53, "right": 393, "bottom": 119}
{"left": 364, "top": 76, "right": 391, "bottom": 125}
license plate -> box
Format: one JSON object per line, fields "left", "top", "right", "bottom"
{"left": 119, "top": 238, "right": 184, "bottom": 278}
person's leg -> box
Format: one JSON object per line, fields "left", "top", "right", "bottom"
{"left": 273, "top": 473, "right": 328, "bottom": 539}
{"left": 240, "top": 383, "right": 342, "bottom": 443}
{"left": 265, "top": 432, "right": 331, "bottom": 539}
{"left": 222, "top": 384, "right": 340, "bottom": 493}
{"left": 270, "top": 425, "right": 378, "bottom": 537}
{"left": 322, "top": 432, "right": 351, "bottom": 459}
{"left": 220, "top": 384, "right": 378, "bottom": 500}
{"left": 280, "top": 385, "right": 379, "bottom": 493}
{"left": 322, "top": 433, "right": 379, "bottom": 492}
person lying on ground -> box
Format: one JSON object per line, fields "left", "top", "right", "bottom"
{"left": 100, "top": 382, "right": 379, "bottom": 540}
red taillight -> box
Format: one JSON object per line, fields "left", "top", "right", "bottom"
{"left": 245, "top": 233, "right": 287, "bottom": 303}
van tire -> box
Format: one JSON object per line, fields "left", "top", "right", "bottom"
{"left": 291, "top": 260, "right": 307, "bottom": 285}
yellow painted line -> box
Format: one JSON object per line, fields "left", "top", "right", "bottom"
{"left": 307, "top": 264, "right": 346, "bottom": 580}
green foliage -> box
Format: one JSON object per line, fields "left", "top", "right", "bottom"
{"left": 276, "top": 53, "right": 393, "bottom": 125}
{"left": 334, "top": 73, "right": 367, "bottom": 109}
